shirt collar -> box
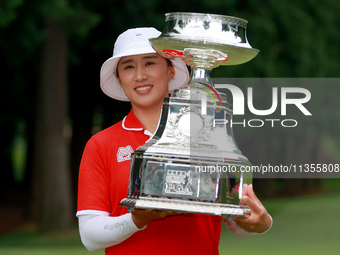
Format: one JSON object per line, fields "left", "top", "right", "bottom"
{"left": 122, "top": 109, "right": 153, "bottom": 137}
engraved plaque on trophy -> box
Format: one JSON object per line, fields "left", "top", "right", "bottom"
{"left": 120, "top": 12, "right": 259, "bottom": 217}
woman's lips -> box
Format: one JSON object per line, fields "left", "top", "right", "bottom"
{"left": 135, "top": 85, "right": 153, "bottom": 94}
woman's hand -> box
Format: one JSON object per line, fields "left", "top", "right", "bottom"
{"left": 232, "top": 184, "right": 272, "bottom": 233}
{"left": 131, "top": 209, "right": 180, "bottom": 229}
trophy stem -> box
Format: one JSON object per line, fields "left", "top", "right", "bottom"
{"left": 189, "top": 68, "right": 212, "bottom": 87}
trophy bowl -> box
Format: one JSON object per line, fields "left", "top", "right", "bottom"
{"left": 151, "top": 12, "right": 259, "bottom": 69}
{"left": 120, "top": 12, "right": 258, "bottom": 217}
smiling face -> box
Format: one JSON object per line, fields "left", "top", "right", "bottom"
{"left": 117, "top": 53, "right": 175, "bottom": 111}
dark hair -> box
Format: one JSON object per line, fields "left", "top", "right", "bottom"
{"left": 166, "top": 58, "right": 172, "bottom": 66}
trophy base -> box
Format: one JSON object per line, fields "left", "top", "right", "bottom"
{"left": 119, "top": 197, "right": 250, "bottom": 217}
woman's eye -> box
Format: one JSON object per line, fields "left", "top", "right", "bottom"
{"left": 146, "top": 61, "right": 155, "bottom": 66}
{"left": 124, "top": 65, "right": 134, "bottom": 70}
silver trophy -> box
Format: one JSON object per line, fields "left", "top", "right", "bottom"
{"left": 120, "top": 12, "right": 259, "bottom": 217}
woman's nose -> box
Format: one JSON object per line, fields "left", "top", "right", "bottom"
{"left": 134, "top": 66, "right": 147, "bottom": 81}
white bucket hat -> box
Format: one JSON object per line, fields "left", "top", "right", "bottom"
{"left": 100, "top": 27, "right": 190, "bottom": 101}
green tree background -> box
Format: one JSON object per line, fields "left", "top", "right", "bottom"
{"left": 1, "top": 0, "right": 339, "bottom": 232}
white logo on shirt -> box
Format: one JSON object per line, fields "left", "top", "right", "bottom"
{"left": 117, "top": 145, "right": 133, "bottom": 162}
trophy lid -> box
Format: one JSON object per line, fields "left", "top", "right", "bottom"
{"left": 151, "top": 12, "right": 259, "bottom": 68}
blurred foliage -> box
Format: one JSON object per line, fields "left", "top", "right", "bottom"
{"left": 0, "top": 0, "right": 24, "bottom": 28}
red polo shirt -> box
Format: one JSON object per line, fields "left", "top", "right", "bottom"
{"left": 77, "top": 109, "right": 222, "bottom": 255}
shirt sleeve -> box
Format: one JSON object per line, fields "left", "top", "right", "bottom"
{"left": 77, "top": 138, "right": 111, "bottom": 212}
{"left": 77, "top": 210, "right": 145, "bottom": 252}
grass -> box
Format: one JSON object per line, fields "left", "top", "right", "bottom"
{"left": 0, "top": 189, "right": 339, "bottom": 255}
{"left": 0, "top": 226, "right": 104, "bottom": 255}
{"left": 219, "top": 189, "right": 340, "bottom": 255}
